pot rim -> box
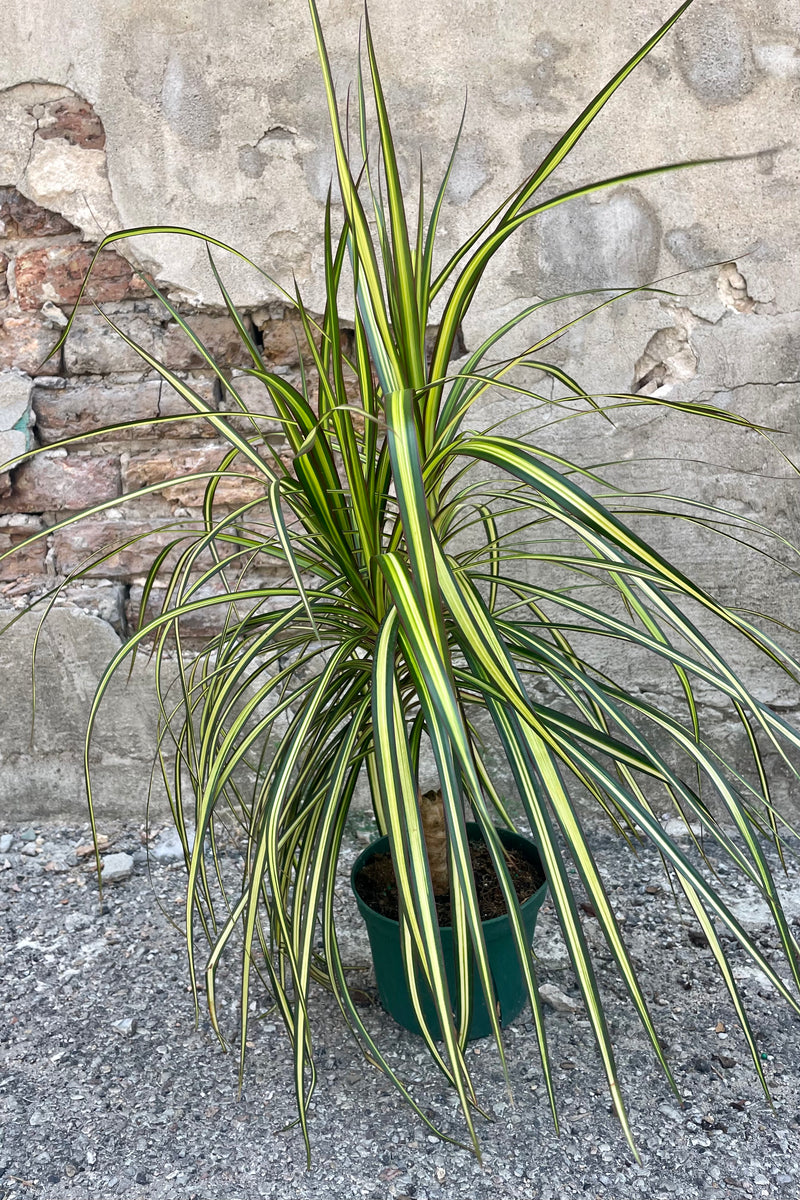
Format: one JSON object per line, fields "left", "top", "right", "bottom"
{"left": 350, "top": 823, "right": 547, "bottom": 934}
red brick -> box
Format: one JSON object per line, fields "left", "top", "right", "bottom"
{"left": 33, "top": 380, "right": 161, "bottom": 443}
{"left": 158, "top": 376, "right": 221, "bottom": 437}
{"left": 0, "top": 312, "right": 62, "bottom": 376}
{"left": 52, "top": 516, "right": 183, "bottom": 579}
{"left": 0, "top": 515, "right": 47, "bottom": 583}
{"left": 255, "top": 309, "right": 308, "bottom": 369}
{"left": 253, "top": 306, "right": 354, "bottom": 370}
{"left": 15, "top": 244, "right": 146, "bottom": 312}
{"left": 0, "top": 451, "right": 120, "bottom": 513}
{"left": 122, "top": 444, "right": 268, "bottom": 508}
{"left": 36, "top": 97, "right": 106, "bottom": 151}
{"left": 63, "top": 307, "right": 255, "bottom": 376}
{"left": 0, "top": 187, "right": 76, "bottom": 238}
{"left": 161, "top": 313, "right": 256, "bottom": 372}
{"left": 52, "top": 512, "right": 240, "bottom": 580}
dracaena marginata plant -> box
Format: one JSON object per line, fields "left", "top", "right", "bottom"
{"left": 3, "top": 0, "right": 800, "bottom": 1161}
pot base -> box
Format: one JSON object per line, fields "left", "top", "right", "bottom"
{"left": 351, "top": 824, "right": 548, "bottom": 1041}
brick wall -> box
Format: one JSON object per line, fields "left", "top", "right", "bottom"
{"left": 0, "top": 185, "right": 309, "bottom": 642}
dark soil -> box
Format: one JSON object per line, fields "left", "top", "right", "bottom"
{"left": 355, "top": 838, "right": 545, "bottom": 926}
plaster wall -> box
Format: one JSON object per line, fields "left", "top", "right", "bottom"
{"left": 1, "top": 0, "right": 799, "bottom": 821}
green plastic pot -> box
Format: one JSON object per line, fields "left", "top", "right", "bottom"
{"left": 351, "top": 823, "right": 548, "bottom": 1040}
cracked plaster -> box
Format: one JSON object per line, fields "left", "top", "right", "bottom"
{"left": 1, "top": 0, "right": 800, "bottom": 817}
{"left": 0, "top": 0, "right": 795, "bottom": 312}
{"left": 0, "top": 83, "right": 121, "bottom": 241}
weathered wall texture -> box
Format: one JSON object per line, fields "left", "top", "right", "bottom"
{"left": 1, "top": 0, "right": 799, "bottom": 820}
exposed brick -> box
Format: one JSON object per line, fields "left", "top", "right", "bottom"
{"left": 252, "top": 306, "right": 356, "bottom": 370}
{"left": 63, "top": 306, "right": 255, "bottom": 376}
{"left": 254, "top": 308, "right": 308, "bottom": 369}
{"left": 0, "top": 187, "right": 76, "bottom": 238}
{"left": 0, "top": 450, "right": 120, "bottom": 513}
{"left": 32, "top": 375, "right": 218, "bottom": 443}
{"left": 224, "top": 372, "right": 284, "bottom": 436}
{"left": 158, "top": 376, "right": 221, "bottom": 436}
{"left": 122, "top": 444, "right": 268, "bottom": 508}
{"left": 35, "top": 96, "right": 106, "bottom": 151}
{"left": 52, "top": 513, "right": 235, "bottom": 580}
{"left": 53, "top": 515, "right": 179, "bottom": 579}
{"left": 126, "top": 571, "right": 280, "bottom": 645}
{"left": 15, "top": 244, "right": 146, "bottom": 312}
{"left": 33, "top": 379, "right": 160, "bottom": 443}
{"left": 0, "top": 313, "right": 61, "bottom": 376}
{"left": 0, "top": 514, "right": 47, "bottom": 583}
{"left": 158, "top": 312, "right": 256, "bottom": 372}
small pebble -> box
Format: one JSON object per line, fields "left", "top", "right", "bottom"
{"left": 0, "top": 834, "right": 13, "bottom": 854}
{"left": 538, "top": 983, "right": 581, "bottom": 1013}
{"left": 111, "top": 1017, "right": 138, "bottom": 1037}
{"left": 663, "top": 818, "right": 703, "bottom": 838}
{"left": 100, "top": 852, "right": 134, "bottom": 883}
{"left": 149, "top": 827, "right": 194, "bottom": 864}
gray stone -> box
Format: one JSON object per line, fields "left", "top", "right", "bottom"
{"left": 57, "top": 584, "right": 127, "bottom": 635}
{"left": 676, "top": 3, "right": 755, "bottom": 104}
{"left": 664, "top": 224, "right": 721, "bottom": 270}
{"left": 100, "top": 851, "right": 134, "bottom": 883}
{"left": 148, "top": 826, "right": 194, "bottom": 864}
{"left": 0, "top": 428, "right": 27, "bottom": 473}
{"left": 538, "top": 983, "right": 581, "bottom": 1013}
{"left": 0, "top": 834, "right": 12, "bottom": 853}
{"left": 519, "top": 188, "right": 661, "bottom": 296}
{"left": 662, "top": 818, "right": 703, "bottom": 839}
{"left": 0, "top": 371, "right": 34, "bottom": 458}
{"left": 64, "top": 912, "right": 92, "bottom": 932}
{"left": 111, "top": 1017, "right": 138, "bottom": 1037}
{"left": 0, "top": 607, "right": 174, "bottom": 822}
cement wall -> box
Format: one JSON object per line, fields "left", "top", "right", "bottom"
{"left": 1, "top": 0, "right": 799, "bottom": 823}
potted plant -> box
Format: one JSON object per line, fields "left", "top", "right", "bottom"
{"left": 2, "top": 0, "right": 800, "bottom": 1161}
{"left": 351, "top": 795, "right": 549, "bottom": 1041}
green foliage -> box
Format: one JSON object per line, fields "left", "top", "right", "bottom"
{"left": 3, "top": 0, "right": 800, "bottom": 1160}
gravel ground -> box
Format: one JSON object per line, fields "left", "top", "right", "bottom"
{"left": 2, "top": 818, "right": 800, "bottom": 1200}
